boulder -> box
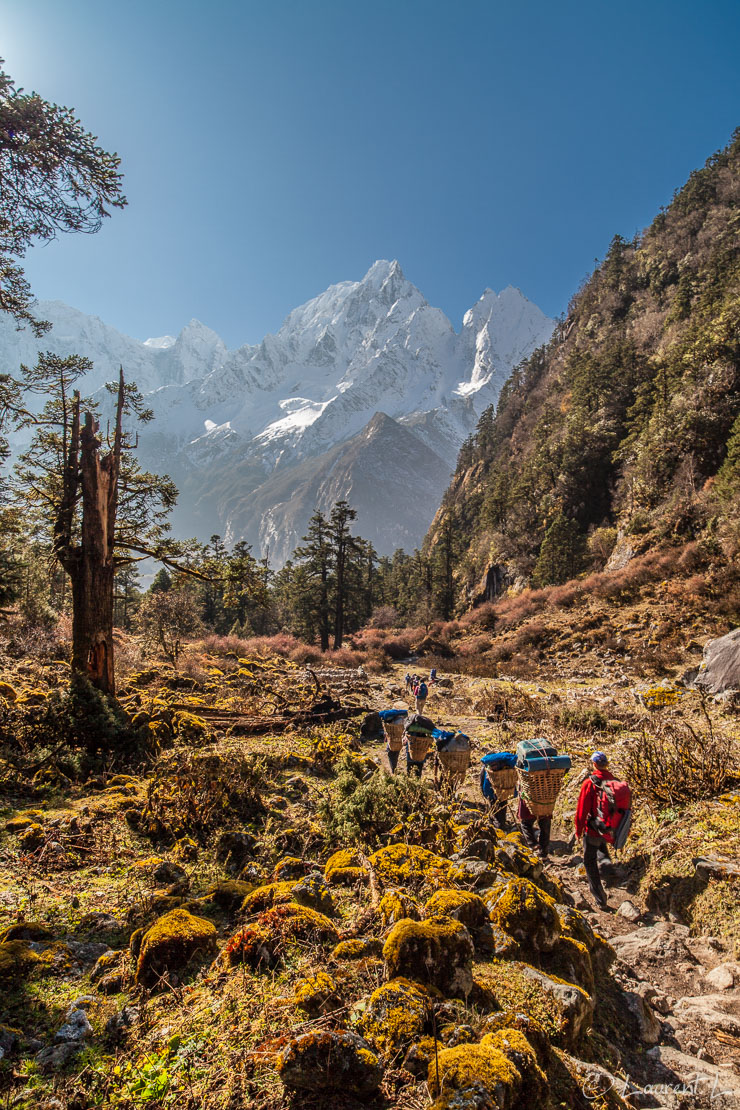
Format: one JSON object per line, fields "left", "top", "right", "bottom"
{"left": 294, "top": 971, "right": 340, "bottom": 1014}
{"left": 358, "top": 977, "right": 431, "bottom": 1057}
{"left": 695, "top": 628, "right": 740, "bottom": 695}
{"left": 672, "top": 991, "right": 740, "bottom": 1035}
{"left": 705, "top": 964, "right": 737, "bottom": 991}
{"left": 518, "top": 965, "right": 593, "bottom": 1050}
{"left": 135, "top": 908, "right": 217, "bottom": 986}
{"left": 291, "top": 874, "right": 336, "bottom": 917}
{"left": 487, "top": 878, "right": 560, "bottom": 953}
{"left": 383, "top": 916, "right": 474, "bottom": 998}
{"left": 325, "top": 848, "right": 367, "bottom": 886}
{"left": 427, "top": 1040, "right": 522, "bottom": 1109}
{"left": 277, "top": 1030, "right": 382, "bottom": 1096}
{"left": 623, "top": 990, "right": 661, "bottom": 1044}
{"left": 332, "top": 937, "right": 383, "bottom": 960}
{"left": 609, "top": 921, "right": 694, "bottom": 973}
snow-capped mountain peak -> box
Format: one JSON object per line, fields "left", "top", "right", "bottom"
{"left": 0, "top": 262, "right": 554, "bottom": 563}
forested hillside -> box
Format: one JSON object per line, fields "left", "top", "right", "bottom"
{"left": 431, "top": 130, "right": 740, "bottom": 596}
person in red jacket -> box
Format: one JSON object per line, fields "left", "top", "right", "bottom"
{"left": 574, "top": 751, "right": 613, "bottom": 910}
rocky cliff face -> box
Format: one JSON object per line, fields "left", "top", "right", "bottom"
{"left": 1, "top": 262, "right": 553, "bottom": 562}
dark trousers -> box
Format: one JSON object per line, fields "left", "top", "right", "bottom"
{"left": 406, "top": 755, "right": 425, "bottom": 778}
{"left": 387, "top": 746, "right": 401, "bottom": 773}
{"left": 490, "top": 799, "right": 509, "bottom": 831}
{"left": 521, "top": 816, "right": 551, "bottom": 855}
{"left": 583, "top": 834, "right": 610, "bottom": 906}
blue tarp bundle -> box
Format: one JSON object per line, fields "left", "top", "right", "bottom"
{"left": 519, "top": 754, "right": 572, "bottom": 774}
{"left": 481, "top": 751, "right": 517, "bottom": 769}
{"left": 431, "top": 728, "right": 456, "bottom": 742}
{"left": 378, "top": 708, "right": 408, "bottom": 722}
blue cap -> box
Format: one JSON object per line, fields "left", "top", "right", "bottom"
{"left": 591, "top": 751, "right": 608, "bottom": 766}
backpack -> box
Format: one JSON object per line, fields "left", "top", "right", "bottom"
{"left": 590, "top": 775, "right": 632, "bottom": 849}
{"left": 417, "top": 682, "right": 428, "bottom": 699}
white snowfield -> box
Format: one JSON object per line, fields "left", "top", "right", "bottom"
{"left": 0, "top": 261, "right": 553, "bottom": 561}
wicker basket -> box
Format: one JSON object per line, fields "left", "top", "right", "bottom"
{"left": 384, "top": 720, "right": 405, "bottom": 752}
{"left": 406, "top": 733, "right": 432, "bottom": 762}
{"left": 438, "top": 748, "right": 470, "bottom": 777}
{"left": 517, "top": 768, "right": 566, "bottom": 818}
{"left": 485, "top": 766, "right": 517, "bottom": 801}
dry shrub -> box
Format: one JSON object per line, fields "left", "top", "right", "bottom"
{"left": 473, "top": 683, "right": 538, "bottom": 721}
{"left": 144, "top": 750, "right": 266, "bottom": 842}
{"left": 624, "top": 710, "right": 737, "bottom": 810}
{"left": 288, "top": 644, "right": 322, "bottom": 664}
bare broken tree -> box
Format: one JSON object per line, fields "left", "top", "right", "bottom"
{"left": 16, "top": 354, "right": 181, "bottom": 696}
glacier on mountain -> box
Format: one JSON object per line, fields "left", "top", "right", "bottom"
{"left": 0, "top": 262, "right": 553, "bottom": 563}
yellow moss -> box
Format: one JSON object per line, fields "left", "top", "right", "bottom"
{"left": 358, "top": 977, "right": 431, "bottom": 1057}
{"left": 256, "top": 902, "right": 339, "bottom": 946}
{"left": 0, "top": 940, "right": 41, "bottom": 983}
{"left": 130, "top": 856, "right": 166, "bottom": 874}
{"left": 383, "top": 916, "right": 474, "bottom": 997}
{"left": 473, "top": 961, "right": 563, "bottom": 1042}
{"left": 487, "top": 878, "right": 560, "bottom": 951}
{"left": 0, "top": 922, "right": 52, "bottom": 943}
{"left": 204, "top": 880, "right": 254, "bottom": 910}
{"left": 294, "top": 971, "right": 339, "bottom": 1012}
{"left": 173, "top": 837, "right": 199, "bottom": 862}
{"left": 425, "top": 890, "right": 488, "bottom": 931}
{"left": 379, "top": 890, "right": 422, "bottom": 928}
{"left": 173, "top": 710, "right": 210, "bottom": 742}
{"left": 135, "top": 908, "right": 217, "bottom": 986}
{"left": 241, "top": 881, "right": 297, "bottom": 915}
{"left": 481, "top": 1028, "right": 547, "bottom": 1110}
{"left": 369, "top": 843, "right": 464, "bottom": 891}
{"left": 0, "top": 681, "right": 18, "bottom": 701}
{"left": 273, "top": 856, "right": 304, "bottom": 881}
{"left": 331, "top": 938, "right": 382, "bottom": 960}
{"left": 428, "top": 1041, "right": 522, "bottom": 1101}
{"left": 18, "top": 823, "right": 44, "bottom": 849}
{"left": 324, "top": 849, "right": 367, "bottom": 885}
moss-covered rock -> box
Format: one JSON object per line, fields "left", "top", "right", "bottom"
{"left": 481, "top": 1029, "right": 547, "bottom": 1110}
{"left": 427, "top": 1040, "right": 522, "bottom": 1109}
{"left": 272, "top": 855, "right": 305, "bottom": 881}
{"left": 240, "top": 881, "right": 296, "bottom": 915}
{"left": 487, "top": 878, "right": 560, "bottom": 953}
{"left": 541, "top": 936, "right": 595, "bottom": 994}
{"left": 517, "top": 964, "right": 593, "bottom": 1050}
{"left": 260, "top": 902, "right": 338, "bottom": 946}
{"left": 383, "top": 916, "right": 474, "bottom": 997}
{"left": 204, "top": 880, "right": 254, "bottom": 911}
{"left": 277, "top": 1030, "right": 383, "bottom": 1096}
{"left": 324, "top": 848, "right": 367, "bottom": 885}
{"left": 379, "top": 889, "right": 422, "bottom": 929}
{"left": 173, "top": 836, "right": 199, "bottom": 862}
{"left": 0, "top": 921, "right": 52, "bottom": 943}
{"left": 294, "top": 971, "right": 340, "bottom": 1014}
{"left": 291, "top": 874, "right": 336, "bottom": 916}
{"left": 332, "top": 937, "right": 383, "bottom": 960}
{"left": 0, "top": 940, "right": 41, "bottom": 983}
{"left": 357, "top": 977, "right": 431, "bottom": 1057}
{"left": 426, "top": 890, "right": 489, "bottom": 933}
{"left": 135, "top": 908, "right": 217, "bottom": 986}
{"left": 403, "top": 1035, "right": 445, "bottom": 1079}
{"left": 18, "top": 823, "right": 44, "bottom": 851}
{"left": 369, "top": 843, "right": 464, "bottom": 891}
{"left": 220, "top": 923, "right": 276, "bottom": 971}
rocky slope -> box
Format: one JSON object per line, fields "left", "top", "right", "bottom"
{"left": 1, "top": 262, "right": 553, "bottom": 561}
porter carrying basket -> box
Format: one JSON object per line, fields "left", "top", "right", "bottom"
{"left": 516, "top": 743, "right": 571, "bottom": 818}
{"left": 406, "top": 734, "right": 432, "bottom": 762}
{"left": 517, "top": 767, "right": 567, "bottom": 817}
{"left": 384, "top": 720, "right": 405, "bottom": 752}
{"left": 485, "top": 766, "right": 517, "bottom": 801}
{"left": 438, "top": 748, "right": 470, "bottom": 777}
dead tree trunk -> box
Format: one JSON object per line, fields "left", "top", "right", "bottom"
{"left": 55, "top": 371, "right": 124, "bottom": 697}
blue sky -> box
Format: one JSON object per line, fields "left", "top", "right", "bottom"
{"left": 2, "top": 0, "right": 739, "bottom": 348}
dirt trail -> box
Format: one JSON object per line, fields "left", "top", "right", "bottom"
{"left": 357, "top": 666, "right": 740, "bottom": 1109}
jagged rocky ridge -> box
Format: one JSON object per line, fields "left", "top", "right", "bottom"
{"left": 1, "top": 261, "right": 553, "bottom": 563}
